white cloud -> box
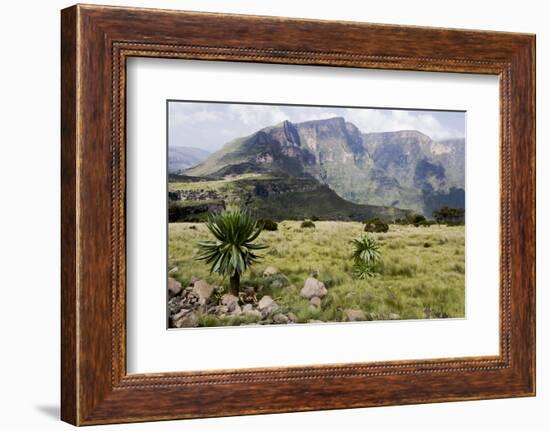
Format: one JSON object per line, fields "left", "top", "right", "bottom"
{"left": 345, "top": 109, "right": 462, "bottom": 140}
{"left": 226, "top": 104, "right": 287, "bottom": 128}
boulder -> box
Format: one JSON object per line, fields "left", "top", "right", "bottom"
{"left": 257, "top": 295, "right": 278, "bottom": 316}
{"left": 273, "top": 313, "right": 290, "bottom": 324}
{"left": 300, "top": 277, "right": 327, "bottom": 299}
{"left": 192, "top": 279, "right": 214, "bottom": 303}
{"left": 242, "top": 304, "right": 262, "bottom": 318}
{"left": 287, "top": 312, "right": 298, "bottom": 323}
{"left": 220, "top": 293, "right": 239, "bottom": 312}
{"left": 230, "top": 304, "right": 242, "bottom": 316}
{"left": 310, "top": 296, "right": 322, "bottom": 307}
{"left": 389, "top": 313, "right": 401, "bottom": 320}
{"left": 263, "top": 266, "right": 280, "bottom": 277}
{"left": 174, "top": 311, "right": 198, "bottom": 328}
{"left": 167, "top": 277, "right": 182, "bottom": 298}
{"left": 344, "top": 309, "right": 367, "bottom": 322}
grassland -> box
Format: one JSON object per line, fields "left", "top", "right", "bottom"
{"left": 168, "top": 221, "right": 465, "bottom": 325}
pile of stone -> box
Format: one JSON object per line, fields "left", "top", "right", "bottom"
{"left": 168, "top": 271, "right": 297, "bottom": 328}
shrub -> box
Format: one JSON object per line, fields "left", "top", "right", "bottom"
{"left": 196, "top": 208, "right": 267, "bottom": 295}
{"left": 301, "top": 220, "right": 316, "bottom": 229}
{"left": 433, "top": 206, "right": 465, "bottom": 225}
{"left": 351, "top": 235, "right": 381, "bottom": 278}
{"left": 364, "top": 218, "right": 389, "bottom": 233}
{"left": 259, "top": 218, "right": 278, "bottom": 231}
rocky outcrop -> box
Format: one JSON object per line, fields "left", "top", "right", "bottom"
{"left": 167, "top": 277, "right": 182, "bottom": 298}
{"left": 300, "top": 277, "right": 328, "bottom": 299}
{"left": 169, "top": 188, "right": 227, "bottom": 202}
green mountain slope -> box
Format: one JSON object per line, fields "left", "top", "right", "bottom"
{"left": 185, "top": 117, "right": 465, "bottom": 215}
{"left": 168, "top": 173, "right": 412, "bottom": 222}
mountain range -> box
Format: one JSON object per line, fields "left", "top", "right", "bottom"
{"left": 180, "top": 117, "right": 465, "bottom": 216}
{"left": 168, "top": 146, "right": 211, "bottom": 173}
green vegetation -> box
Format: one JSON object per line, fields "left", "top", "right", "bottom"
{"left": 170, "top": 221, "right": 465, "bottom": 324}
{"left": 259, "top": 218, "right": 278, "bottom": 231}
{"left": 364, "top": 218, "right": 389, "bottom": 233}
{"left": 433, "top": 206, "right": 465, "bottom": 225}
{"left": 168, "top": 173, "right": 412, "bottom": 223}
{"left": 351, "top": 235, "right": 381, "bottom": 278}
{"left": 301, "top": 220, "right": 316, "bottom": 229}
{"left": 196, "top": 209, "right": 267, "bottom": 295}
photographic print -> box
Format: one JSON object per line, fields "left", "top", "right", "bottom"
{"left": 167, "top": 101, "right": 466, "bottom": 328}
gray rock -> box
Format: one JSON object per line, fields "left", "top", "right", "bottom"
{"left": 192, "top": 279, "right": 214, "bottom": 303}
{"left": 242, "top": 303, "right": 254, "bottom": 312}
{"left": 307, "top": 319, "right": 324, "bottom": 324}
{"left": 270, "top": 279, "right": 284, "bottom": 289}
{"left": 344, "top": 309, "right": 367, "bottom": 322}
{"left": 287, "top": 312, "right": 298, "bottom": 323}
{"left": 310, "top": 296, "right": 322, "bottom": 307}
{"left": 273, "top": 313, "right": 290, "bottom": 324}
{"left": 220, "top": 293, "right": 239, "bottom": 312}
{"left": 168, "top": 277, "right": 182, "bottom": 298}
{"left": 257, "top": 295, "right": 278, "bottom": 316}
{"left": 389, "top": 313, "right": 401, "bottom": 320}
{"left": 263, "top": 266, "right": 280, "bottom": 277}
{"left": 230, "top": 304, "right": 242, "bottom": 316}
{"left": 168, "top": 266, "right": 179, "bottom": 274}
{"left": 300, "top": 277, "right": 327, "bottom": 299}
{"left": 174, "top": 311, "right": 198, "bottom": 328}
{"left": 243, "top": 308, "right": 262, "bottom": 318}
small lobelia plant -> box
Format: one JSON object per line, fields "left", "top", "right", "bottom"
{"left": 196, "top": 208, "right": 267, "bottom": 296}
{"left": 351, "top": 235, "right": 381, "bottom": 279}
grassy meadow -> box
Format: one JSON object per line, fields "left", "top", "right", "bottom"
{"left": 168, "top": 221, "right": 465, "bottom": 326}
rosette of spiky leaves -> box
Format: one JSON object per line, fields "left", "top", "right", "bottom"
{"left": 196, "top": 209, "right": 267, "bottom": 293}
{"left": 351, "top": 235, "right": 381, "bottom": 279}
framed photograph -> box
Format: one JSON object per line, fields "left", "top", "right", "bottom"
{"left": 61, "top": 4, "right": 536, "bottom": 425}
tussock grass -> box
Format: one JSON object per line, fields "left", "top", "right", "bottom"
{"left": 168, "top": 222, "right": 465, "bottom": 325}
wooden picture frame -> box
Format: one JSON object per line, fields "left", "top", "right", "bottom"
{"left": 61, "top": 4, "right": 535, "bottom": 425}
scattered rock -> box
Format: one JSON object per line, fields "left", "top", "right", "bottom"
{"left": 257, "top": 295, "right": 278, "bottom": 317}
{"left": 273, "top": 313, "right": 290, "bottom": 324}
{"left": 192, "top": 279, "right": 214, "bottom": 303}
{"left": 287, "top": 312, "right": 298, "bottom": 323}
{"left": 231, "top": 304, "right": 242, "bottom": 316}
{"left": 242, "top": 304, "right": 262, "bottom": 318}
{"left": 167, "top": 277, "right": 182, "bottom": 298}
{"left": 344, "top": 309, "right": 367, "bottom": 322}
{"left": 389, "top": 313, "right": 401, "bottom": 320}
{"left": 263, "top": 266, "right": 280, "bottom": 277}
{"left": 168, "top": 266, "right": 179, "bottom": 274}
{"left": 310, "top": 296, "right": 322, "bottom": 307}
{"left": 300, "top": 277, "right": 327, "bottom": 299}
{"left": 220, "top": 294, "right": 239, "bottom": 312}
{"left": 174, "top": 311, "right": 198, "bottom": 328}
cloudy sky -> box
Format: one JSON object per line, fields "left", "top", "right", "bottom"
{"left": 168, "top": 101, "right": 465, "bottom": 153}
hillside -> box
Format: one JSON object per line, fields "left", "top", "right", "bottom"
{"left": 185, "top": 117, "right": 465, "bottom": 215}
{"left": 168, "top": 173, "right": 412, "bottom": 222}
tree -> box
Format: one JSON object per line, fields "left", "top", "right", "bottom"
{"left": 433, "top": 206, "right": 465, "bottom": 225}
{"left": 196, "top": 209, "right": 267, "bottom": 296}
{"left": 351, "top": 235, "right": 381, "bottom": 278}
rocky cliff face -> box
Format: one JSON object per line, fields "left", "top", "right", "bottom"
{"left": 184, "top": 117, "right": 465, "bottom": 216}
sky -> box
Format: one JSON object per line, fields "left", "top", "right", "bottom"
{"left": 168, "top": 101, "right": 465, "bottom": 153}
